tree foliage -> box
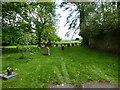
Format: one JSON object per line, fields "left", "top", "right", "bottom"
{"left": 61, "top": 2, "right": 119, "bottom": 46}
{"left": 2, "top": 2, "right": 60, "bottom": 46}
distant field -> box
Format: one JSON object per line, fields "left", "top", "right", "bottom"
{"left": 2, "top": 44, "right": 119, "bottom": 88}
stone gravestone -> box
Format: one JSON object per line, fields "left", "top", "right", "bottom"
{"left": 75, "top": 43, "right": 77, "bottom": 45}
{"left": 81, "top": 81, "right": 119, "bottom": 88}
{"left": 61, "top": 45, "right": 64, "bottom": 50}
{"left": 67, "top": 43, "right": 70, "bottom": 47}
{"left": 72, "top": 43, "right": 74, "bottom": 46}
{"left": 42, "top": 47, "right": 50, "bottom": 55}
{"left": 64, "top": 43, "right": 66, "bottom": 46}
{"left": 7, "top": 68, "right": 13, "bottom": 76}
{"left": 51, "top": 83, "right": 75, "bottom": 88}
{"left": 56, "top": 44, "right": 58, "bottom": 47}
{"left": 0, "top": 68, "right": 19, "bottom": 80}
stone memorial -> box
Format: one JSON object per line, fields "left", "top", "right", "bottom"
{"left": 67, "top": 43, "right": 70, "bottom": 47}
{"left": 56, "top": 44, "right": 58, "bottom": 47}
{"left": 72, "top": 43, "right": 74, "bottom": 46}
{"left": 75, "top": 43, "right": 77, "bottom": 45}
{"left": 64, "top": 43, "right": 66, "bottom": 46}
{"left": 61, "top": 45, "right": 64, "bottom": 50}
{"left": 42, "top": 47, "right": 50, "bottom": 55}
{"left": 0, "top": 68, "right": 19, "bottom": 80}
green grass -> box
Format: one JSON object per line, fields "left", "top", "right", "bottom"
{"left": 2, "top": 45, "right": 119, "bottom": 88}
{"left": 56, "top": 40, "right": 81, "bottom": 44}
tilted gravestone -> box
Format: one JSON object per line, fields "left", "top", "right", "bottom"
{"left": 61, "top": 45, "right": 64, "bottom": 50}
{"left": 42, "top": 47, "right": 50, "bottom": 55}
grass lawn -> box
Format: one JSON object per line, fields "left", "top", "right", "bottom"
{"left": 2, "top": 45, "right": 119, "bottom": 88}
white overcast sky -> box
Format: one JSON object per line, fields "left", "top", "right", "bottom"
{"left": 55, "top": 0, "right": 82, "bottom": 40}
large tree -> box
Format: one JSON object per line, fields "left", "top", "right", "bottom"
{"left": 2, "top": 2, "right": 60, "bottom": 46}
{"left": 60, "top": 2, "right": 119, "bottom": 46}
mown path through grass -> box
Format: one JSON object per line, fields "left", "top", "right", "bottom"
{"left": 2, "top": 46, "right": 119, "bottom": 88}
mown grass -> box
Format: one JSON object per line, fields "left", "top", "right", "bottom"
{"left": 2, "top": 45, "right": 119, "bottom": 88}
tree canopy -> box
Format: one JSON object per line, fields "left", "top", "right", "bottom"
{"left": 2, "top": 2, "right": 61, "bottom": 46}
{"left": 61, "top": 2, "right": 120, "bottom": 46}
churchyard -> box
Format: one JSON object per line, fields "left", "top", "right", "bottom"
{"left": 2, "top": 42, "right": 119, "bottom": 88}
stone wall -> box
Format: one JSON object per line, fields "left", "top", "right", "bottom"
{"left": 88, "top": 32, "right": 120, "bottom": 54}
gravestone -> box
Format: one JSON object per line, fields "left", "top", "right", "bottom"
{"left": 56, "top": 44, "right": 58, "bottom": 47}
{"left": 61, "top": 45, "right": 64, "bottom": 50}
{"left": 64, "top": 43, "right": 66, "bottom": 46}
{"left": 67, "top": 43, "right": 70, "bottom": 47}
{"left": 7, "top": 68, "right": 13, "bottom": 76}
{"left": 75, "top": 43, "right": 77, "bottom": 45}
{"left": 42, "top": 47, "right": 50, "bottom": 55}
{"left": 0, "top": 68, "right": 19, "bottom": 80}
{"left": 72, "top": 43, "right": 74, "bottom": 46}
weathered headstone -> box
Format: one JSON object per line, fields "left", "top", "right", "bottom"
{"left": 0, "top": 68, "right": 19, "bottom": 80}
{"left": 56, "top": 44, "right": 58, "bottom": 47}
{"left": 64, "top": 43, "right": 66, "bottom": 46}
{"left": 61, "top": 45, "right": 64, "bottom": 50}
{"left": 7, "top": 68, "right": 13, "bottom": 76}
{"left": 67, "top": 43, "right": 70, "bottom": 47}
{"left": 75, "top": 43, "right": 77, "bottom": 45}
{"left": 72, "top": 43, "right": 74, "bottom": 46}
{"left": 42, "top": 47, "right": 50, "bottom": 55}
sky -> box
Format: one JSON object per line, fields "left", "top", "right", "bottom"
{"left": 55, "top": 0, "right": 82, "bottom": 40}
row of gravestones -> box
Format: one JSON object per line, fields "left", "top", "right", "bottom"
{"left": 55, "top": 43, "right": 80, "bottom": 47}
{"left": 41, "top": 43, "right": 80, "bottom": 47}
{"left": 42, "top": 43, "right": 80, "bottom": 55}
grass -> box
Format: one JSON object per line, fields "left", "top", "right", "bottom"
{"left": 56, "top": 40, "right": 81, "bottom": 44}
{"left": 2, "top": 44, "right": 119, "bottom": 88}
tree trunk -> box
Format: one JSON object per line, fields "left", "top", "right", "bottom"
{"left": 38, "top": 25, "right": 44, "bottom": 47}
{"left": 38, "top": 31, "right": 42, "bottom": 47}
{"left": 78, "top": 3, "right": 89, "bottom": 46}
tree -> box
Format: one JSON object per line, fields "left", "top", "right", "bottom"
{"left": 60, "top": 2, "right": 96, "bottom": 46}
{"left": 60, "top": 2, "right": 119, "bottom": 47}
{"left": 2, "top": 2, "right": 59, "bottom": 47}
{"left": 25, "top": 2, "right": 56, "bottom": 47}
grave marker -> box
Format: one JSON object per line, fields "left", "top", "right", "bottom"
{"left": 56, "top": 44, "right": 58, "bottom": 47}
{"left": 42, "top": 47, "right": 50, "bottom": 55}
{"left": 72, "top": 43, "right": 74, "bottom": 46}
{"left": 0, "top": 68, "right": 19, "bottom": 80}
{"left": 67, "top": 43, "right": 70, "bottom": 47}
{"left": 61, "top": 45, "right": 64, "bottom": 50}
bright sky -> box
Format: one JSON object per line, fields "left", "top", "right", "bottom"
{"left": 55, "top": 0, "right": 82, "bottom": 40}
